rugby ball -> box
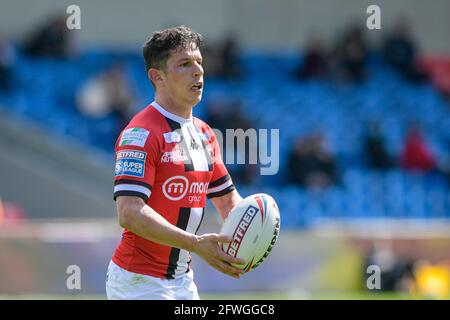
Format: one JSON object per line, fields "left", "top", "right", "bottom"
{"left": 220, "top": 193, "right": 281, "bottom": 273}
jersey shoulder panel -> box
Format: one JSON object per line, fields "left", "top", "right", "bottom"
{"left": 127, "top": 105, "right": 168, "bottom": 133}
{"left": 193, "top": 117, "right": 213, "bottom": 132}
{"left": 192, "top": 117, "right": 218, "bottom": 143}
{"left": 114, "top": 105, "right": 169, "bottom": 202}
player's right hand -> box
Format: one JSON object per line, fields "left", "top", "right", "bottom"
{"left": 191, "top": 233, "right": 246, "bottom": 279}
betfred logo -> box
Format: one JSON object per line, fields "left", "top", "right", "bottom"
{"left": 227, "top": 205, "right": 258, "bottom": 257}
{"left": 115, "top": 150, "right": 147, "bottom": 178}
{"left": 117, "top": 150, "right": 146, "bottom": 160}
{"left": 162, "top": 176, "right": 209, "bottom": 202}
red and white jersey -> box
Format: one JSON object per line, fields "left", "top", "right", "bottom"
{"left": 112, "top": 101, "right": 235, "bottom": 279}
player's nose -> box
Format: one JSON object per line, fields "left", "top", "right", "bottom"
{"left": 193, "top": 62, "right": 204, "bottom": 78}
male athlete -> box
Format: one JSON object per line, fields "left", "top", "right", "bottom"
{"left": 106, "top": 26, "right": 246, "bottom": 300}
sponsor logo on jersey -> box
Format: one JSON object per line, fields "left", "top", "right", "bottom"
{"left": 162, "top": 176, "right": 189, "bottom": 201}
{"left": 115, "top": 150, "right": 147, "bottom": 178}
{"left": 161, "top": 150, "right": 189, "bottom": 163}
{"left": 116, "top": 150, "right": 146, "bottom": 160}
{"left": 163, "top": 131, "right": 181, "bottom": 143}
{"left": 226, "top": 205, "right": 259, "bottom": 257}
{"left": 119, "top": 128, "right": 150, "bottom": 147}
{"left": 162, "top": 175, "right": 209, "bottom": 202}
{"left": 190, "top": 139, "right": 202, "bottom": 150}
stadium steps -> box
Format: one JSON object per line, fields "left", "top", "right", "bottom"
{"left": 0, "top": 110, "right": 115, "bottom": 219}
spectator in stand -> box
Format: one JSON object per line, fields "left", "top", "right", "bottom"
{"left": 400, "top": 123, "right": 436, "bottom": 172}
{"left": 0, "top": 33, "right": 16, "bottom": 92}
{"left": 383, "top": 16, "right": 428, "bottom": 83}
{"left": 205, "top": 99, "right": 257, "bottom": 185}
{"left": 421, "top": 57, "right": 450, "bottom": 101}
{"left": 333, "top": 25, "right": 368, "bottom": 83}
{"left": 205, "top": 98, "right": 253, "bottom": 137}
{"left": 363, "top": 121, "right": 394, "bottom": 170}
{"left": 25, "top": 14, "right": 76, "bottom": 58}
{"left": 287, "top": 132, "right": 338, "bottom": 190}
{"left": 204, "top": 98, "right": 229, "bottom": 134}
{"left": 200, "top": 44, "right": 221, "bottom": 78}
{"left": 76, "top": 62, "right": 135, "bottom": 134}
{"left": 216, "top": 34, "right": 242, "bottom": 80}
{"left": 294, "top": 35, "right": 330, "bottom": 81}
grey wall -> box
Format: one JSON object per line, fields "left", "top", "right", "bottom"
{"left": 1, "top": 0, "right": 449, "bottom": 53}
{"left": 0, "top": 112, "right": 115, "bottom": 219}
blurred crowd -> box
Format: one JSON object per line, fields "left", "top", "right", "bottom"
{"left": 293, "top": 18, "right": 429, "bottom": 85}
{"left": 0, "top": 14, "right": 449, "bottom": 194}
{"left": 202, "top": 17, "right": 449, "bottom": 191}
{"left": 285, "top": 120, "right": 450, "bottom": 191}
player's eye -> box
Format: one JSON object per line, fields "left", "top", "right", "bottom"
{"left": 180, "top": 61, "right": 190, "bottom": 67}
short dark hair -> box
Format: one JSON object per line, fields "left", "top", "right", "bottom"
{"left": 143, "top": 25, "right": 202, "bottom": 73}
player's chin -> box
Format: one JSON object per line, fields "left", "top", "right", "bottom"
{"left": 189, "top": 91, "right": 203, "bottom": 104}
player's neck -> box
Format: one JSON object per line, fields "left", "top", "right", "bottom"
{"left": 155, "top": 96, "right": 192, "bottom": 120}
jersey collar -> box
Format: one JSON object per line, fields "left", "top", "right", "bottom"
{"left": 151, "top": 101, "right": 193, "bottom": 124}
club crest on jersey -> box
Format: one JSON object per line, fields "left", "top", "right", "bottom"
{"left": 115, "top": 150, "right": 147, "bottom": 178}
{"left": 163, "top": 131, "right": 181, "bottom": 143}
{"left": 119, "top": 128, "right": 149, "bottom": 147}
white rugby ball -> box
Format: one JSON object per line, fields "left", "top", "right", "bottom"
{"left": 220, "top": 193, "right": 281, "bottom": 273}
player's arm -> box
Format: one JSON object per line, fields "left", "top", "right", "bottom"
{"left": 117, "top": 195, "right": 197, "bottom": 250}
{"left": 210, "top": 189, "right": 243, "bottom": 220}
{"left": 116, "top": 195, "right": 245, "bottom": 278}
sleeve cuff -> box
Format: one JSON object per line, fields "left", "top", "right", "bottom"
{"left": 113, "top": 190, "right": 149, "bottom": 202}
{"left": 207, "top": 184, "right": 235, "bottom": 199}
{"left": 113, "top": 181, "right": 152, "bottom": 202}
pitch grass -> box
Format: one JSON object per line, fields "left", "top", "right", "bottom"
{"left": 0, "top": 291, "right": 447, "bottom": 300}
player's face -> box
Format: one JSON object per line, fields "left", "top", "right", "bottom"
{"left": 160, "top": 44, "right": 204, "bottom": 109}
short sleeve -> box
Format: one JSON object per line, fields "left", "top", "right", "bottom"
{"left": 113, "top": 127, "right": 159, "bottom": 202}
{"left": 205, "top": 126, "right": 236, "bottom": 199}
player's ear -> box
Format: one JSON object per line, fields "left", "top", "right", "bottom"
{"left": 148, "top": 68, "right": 164, "bottom": 86}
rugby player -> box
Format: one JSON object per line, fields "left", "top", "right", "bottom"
{"left": 106, "top": 26, "right": 246, "bottom": 300}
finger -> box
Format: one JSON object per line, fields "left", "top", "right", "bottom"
{"left": 210, "top": 263, "right": 238, "bottom": 278}
{"left": 217, "top": 234, "right": 233, "bottom": 243}
{"left": 233, "top": 257, "right": 247, "bottom": 266}
{"left": 215, "top": 261, "right": 242, "bottom": 278}
{"left": 219, "top": 251, "right": 246, "bottom": 266}
{"left": 216, "top": 256, "right": 245, "bottom": 274}
{"left": 209, "top": 259, "right": 242, "bottom": 278}
{"left": 201, "top": 233, "right": 220, "bottom": 241}
{"left": 204, "top": 233, "right": 232, "bottom": 244}
{"left": 222, "top": 260, "right": 246, "bottom": 274}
